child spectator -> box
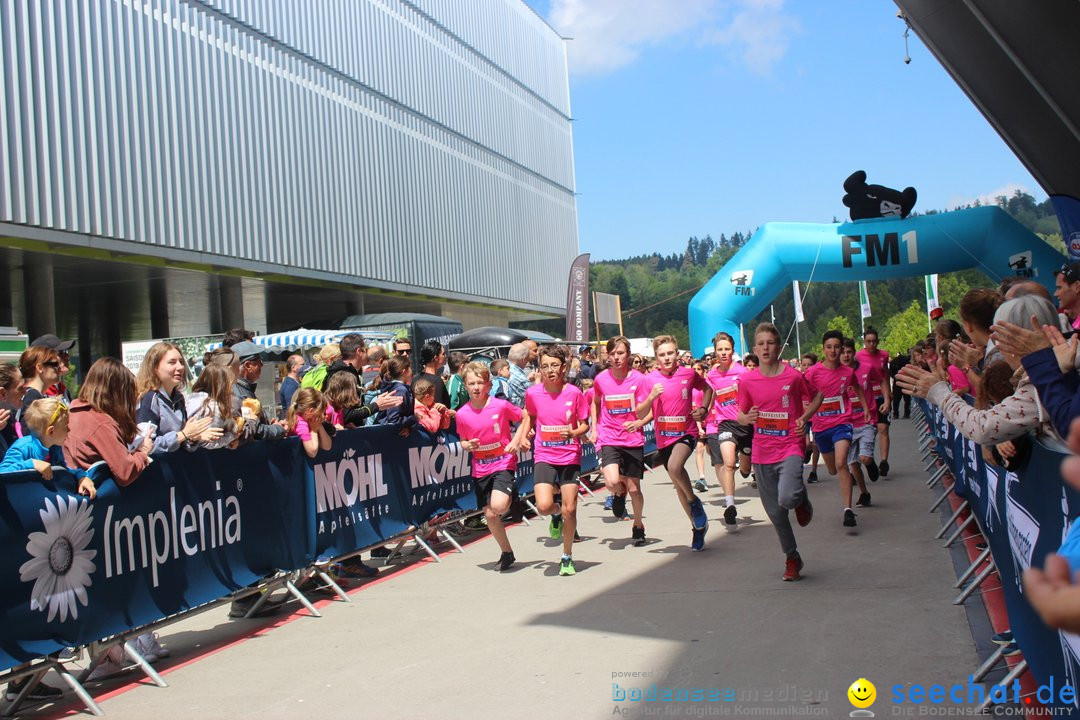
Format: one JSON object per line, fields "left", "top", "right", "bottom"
{"left": 63, "top": 358, "right": 152, "bottom": 487}
{"left": 287, "top": 388, "right": 333, "bottom": 459}
{"left": 324, "top": 371, "right": 360, "bottom": 428}
{"left": 185, "top": 365, "right": 241, "bottom": 449}
{"left": 0, "top": 363, "right": 24, "bottom": 453}
{"left": 413, "top": 378, "right": 454, "bottom": 433}
{"left": 0, "top": 397, "right": 96, "bottom": 499}
{"left": 136, "top": 342, "right": 220, "bottom": 454}
{"left": 374, "top": 356, "right": 416, "bottom": 434}
{"left": 489, "top": 359, "right": 511, "bottom": 400}
{"left": 446, "top": 352, "right": 470, "bottom": 410}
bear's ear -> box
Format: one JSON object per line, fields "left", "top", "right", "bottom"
{"left": 900, "top": 187, "right": 918, "bottom": 218}
{"left": 843, "top": 170, "right": 868, "bottom": 192}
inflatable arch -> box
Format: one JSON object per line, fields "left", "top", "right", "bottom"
{"left": 688, "top": 206, "right": 1066, "bottom": 355}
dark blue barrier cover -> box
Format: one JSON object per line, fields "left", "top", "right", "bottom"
{"left": 917, "top": 400, "right": 1080, "bottom": 708}
{"left": 311, "top": 426, "right": 433, "bottom": 559}
{"left": 0, "top": 439, "right": 310, "bottom": 672}
{"left": 1, "top": 421, "right": 660, "bottom": 674}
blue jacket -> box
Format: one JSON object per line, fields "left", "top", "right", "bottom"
{"left": 0, "top": 433, "right": 88, "bottom": 479}
{"left": 137, "top": 388, "right": 189, "bottom": 454}
{"left": 1021, "top": 347, "right": 1080, "bottom": 440}
{"left": 374, "top": 380, "right": 416, "bottom": 430}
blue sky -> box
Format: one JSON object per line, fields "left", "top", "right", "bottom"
{"left": 523, "top": 0, "right": 1040, "bottom": 261}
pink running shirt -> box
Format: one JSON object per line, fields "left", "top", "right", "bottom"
{"left": 691, "top": 387, "right": 705, "bottom": 437}
{"left": 804, "top": 363, "right": 856, "bottom": 432}
{"left": 593, "top": 369, "right": 651, "bottom": 448}
{"left": 644, "top": 366, "right": 707, "bottom": 449}
{"left": 736, "top": 365, "right": 809, "bottom": 465}
{"left": 705, "top": 363, "right": 747, "bottom": 433}
{"left": 855, "top": 349, "right": 889, "bottom": 397}
{"left": 455, "top": 396, "right": 523, "bottom": 476}
{"left": 848, "top": 362, "right": 881, "bottom": 427}
{"left": 525, "top": 383, "right": 590, "bottom": 466}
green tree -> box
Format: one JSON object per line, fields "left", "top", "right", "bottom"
{"left": 882, "top": 300, "right": 929, "bottom": 355}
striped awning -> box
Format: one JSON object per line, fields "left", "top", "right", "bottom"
{"left": 207, "top": 329, "right": 395, "bottom": 353}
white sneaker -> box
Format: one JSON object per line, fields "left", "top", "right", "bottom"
{"left": 86, "top": 646, "right": 126, "bottom": 681}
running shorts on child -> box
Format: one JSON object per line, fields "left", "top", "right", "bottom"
{"left": 474, "top": 470, "right": 516, "bottom": 509}
{"left": 600, "top": 445, "right": 645, "bottom": 479}
{"left": 708, "top": 420, "right": 752, "bottom": 464}
{"left": 847, "top": 425, "right": 877, "bottom": 465}
{"left": 813, "top": 423, "right": 853, "bottom": 455}
{"left": 534, "top": 462, "right": 581, "bottom": 487}
{"left": 656, "top": 434, "right": 695, "bottom": 468}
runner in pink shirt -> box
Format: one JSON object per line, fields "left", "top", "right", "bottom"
{"left": 589, "top": 335, "right": 652, "bottom": 546}
{"left": 690, "top": 362, "right": 709, "bottom": 493}
{"left": 799, "top": 353, "right": 822, "bottom": 484}
{"left": 704, "top": 332, "right": 750, "bottom": 529}
{"left": 841, "top": 337, "right": 879, "bottom": 501}
{"left": 736, "top": 323, "right": 815, "bottom": 581}
{"left": 514, "top": 345, "right": 590, "bottom": 576}
{"left": 856, "top": 327, "right": 892, "bottom": 477}
{"left": 636, "top": 336, "right": 712, "bottom": 551}
{"left": 803, "top": 331, "right": 870, "bottom": 529}
{"left": 456, "top": 362, "right": 524, "bottom": 572}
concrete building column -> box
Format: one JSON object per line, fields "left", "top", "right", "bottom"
{"left": 22, "top": 255, "right": 55, "bottom": 339}
{"left": 149, "top": 276, "right": 170, "bottom": 339}
{"left": 0, "top": 263, "right": 14, "bottom": 327}
{"left": 219, "top": 276, "right": 245, "bottom": 332}
{"left": 345, "top": 295, "right": 365, "bottom": 317}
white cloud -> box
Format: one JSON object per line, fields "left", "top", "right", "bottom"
{"left": 545, "top": 0, "right": 798, "bottom": 76}
{"left": 946, "top": 182, "right": 1035, "bottom": 210}
{"left": 701, "top": 0, "right": 801, "bottom": 76}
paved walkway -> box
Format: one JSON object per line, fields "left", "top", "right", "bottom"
{"left": 31, "top": 418, "right": 980, "bottom": 719}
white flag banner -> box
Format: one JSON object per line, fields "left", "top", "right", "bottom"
{"left": 859, "top": 281, "right": 872, "bottom": 319}
{"left": 793, "top": 281, "right": 805, "bottom": 323}
{"left": 593, "top": 291, "right": 622, "bottom": 325}
{"left": 926, "top": 274, "right": 940, "bottom": 313}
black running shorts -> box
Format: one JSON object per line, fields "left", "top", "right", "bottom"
{"left": 600, "top": 445, "right": 645, "bottom": 479}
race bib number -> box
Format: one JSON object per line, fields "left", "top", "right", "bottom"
{"left": 474, "top": 441, "right": 506, "bottom": 464}
{"left": 539, "top": 424, "right": 571, "bottom": 447}
{"left": 817, "top": 395, "right": 845, "bottom": 417}
{"left": 605, "top": 393, "right": 634, "bottom": 416}
{"left": 656, "top": 415, "right": 687, "bottom": 438}
{"left": 756, "top": 411, "right": 790, "bottom": 437}
{"left": 871, "top": 383, "right": 882, "bottom": 395}
{"left": 716, "top": 386, "right": 737, "bottom": 407}
{"left": 849, "top": 392, "right": 863, "bottom": 411}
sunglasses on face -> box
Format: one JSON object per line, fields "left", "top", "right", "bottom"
{"left": 397, "top": 348, "right": 412, "bottom": 355}
{"left": 43, "top": 361, "right": 60, "bottom": 369}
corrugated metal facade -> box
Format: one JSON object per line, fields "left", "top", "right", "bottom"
{"left": 0, "top": 0, "right": 578, "bottom": 312}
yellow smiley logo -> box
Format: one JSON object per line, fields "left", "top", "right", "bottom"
{"left": 848, "top": 678, "right": 876, "bottom": 709}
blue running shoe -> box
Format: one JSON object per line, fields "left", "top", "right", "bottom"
{"left": 691, "top": 524, "right": 707, "bottom": 552}
{"left": 689, "top": 498, "right": 708, "bottom": 531}
{"left": 603, "top": 494, "right": 614, "bottom": 511}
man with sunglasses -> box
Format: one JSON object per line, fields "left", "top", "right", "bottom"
{"left": 394, "top": 338, "right": 413, "bottom": 357}
{"left": 1055, "top": 262, "right": 1080, "bottom": 330}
